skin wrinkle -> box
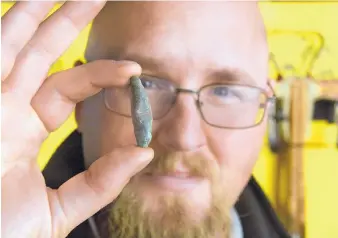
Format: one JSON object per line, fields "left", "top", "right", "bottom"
{"left": 78, "top": 1, "right": 269, "bottom": 238}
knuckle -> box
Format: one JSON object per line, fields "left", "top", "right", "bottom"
{"left": 23, "top": 5, "right": 47, "bottom": 29}
{"left": 20, "top": 17, "right": 80, "bottom": 65}
{"left": 23, "top": 41, "right": 54, "bottom": 64}
{"left": 2, "top": 7, "right": 44, "bottom": 57}
{"left": 1, "top": 47, "right": 16, "bottom": 77}
{"left": 84, "top": 166, "right": 107, "bottom": 195}
{"left": 49, "top": 189, "right": 69, "bottom": 238}
{"left": 59, "top": 13, "right": 83, "bottom": 35}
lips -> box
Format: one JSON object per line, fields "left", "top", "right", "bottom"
{"left": 141, "top": 171, "right": 204, "bottom": 192}
{"left": 144, "top": 162, "right": 191, "bottom": 177}
{"left": 164, "top": 172, "right": 190, "bottom": 178}
{"left": 145, "top": 171, "right": 192, "bottom": 179}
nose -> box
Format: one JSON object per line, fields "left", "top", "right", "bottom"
{"left": 156, "top": 93, "right": 207, "bottom": 151}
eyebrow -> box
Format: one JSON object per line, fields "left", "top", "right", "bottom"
{"left": 206, "top": 68, "right": 257, "bottom": 86}
{"left": 102, "top": 51, "right": 257, "bottom": 86}
{"left": 105, "top": 51, "right": 170, "bottom": 73}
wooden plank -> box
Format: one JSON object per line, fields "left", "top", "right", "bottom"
{"left": 317, "top": 80, "right": 338, "bottom": 101}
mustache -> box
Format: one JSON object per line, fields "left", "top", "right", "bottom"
{"left": 140, "top": 152, "right": 216, "bottom": 179}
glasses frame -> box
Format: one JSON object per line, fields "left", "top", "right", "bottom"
{"left": 103, "top": 78, "right": 276, "bottom": 130}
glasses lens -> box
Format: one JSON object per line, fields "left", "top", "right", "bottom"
{"left": 104, "top": 75, "right": 176, "bottom": 119}
{"left": 199, "top": 84, "right": 267, "bottom": 128}
{"left": 104, "top": 86, "right": 131, "bottom": 117}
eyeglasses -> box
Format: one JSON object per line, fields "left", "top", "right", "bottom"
{"left": 103, "top": 74, "right": 275, "bottom": 129}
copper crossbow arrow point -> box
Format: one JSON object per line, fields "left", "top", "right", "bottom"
{"left": 130, "top": 76, "right": 153, "bottom": 148}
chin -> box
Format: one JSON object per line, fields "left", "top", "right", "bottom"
{"left": 106, "top": 163, "right": 232, "bottom": 238}
{"left": 107, "top": 180, "right": 231, "bottom": 238}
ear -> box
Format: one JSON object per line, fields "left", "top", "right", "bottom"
{"left": 267, "top": 77, "right": 277, "bottom": 97}
{"left": 74, "top": 60, "right": 85, "bottom": 132}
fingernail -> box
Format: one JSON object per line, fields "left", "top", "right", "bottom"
{"left": 141, "top": 148, "right": 154, "bottom": 161}
{"left": 135, "top": 148, "right": 154, "bottom": 171}
{"left": 116, "top": 60, "right": 138, "bottom": 67}
{"left": 116, "top": 60, "right": 142, "bottom": 72}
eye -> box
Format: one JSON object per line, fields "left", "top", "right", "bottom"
{"left": 141, "top": 78, "right": 156, "bottom": 89}
{"left": 140, "top": 76, "right": 159, "bottom": 90}
{"left": 212, "top": 86, "right": 231, "bottom": 96}
{"left": 206, "top": 85, "right": 243, "bottom": 104}
{"left": 212, "top": 86, "right": 241, "bottom": 99}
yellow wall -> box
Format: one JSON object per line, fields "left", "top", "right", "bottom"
{"left": 2, "top": 2, "right": 337, "bottom": 238}
{"left": 257, "top": 3, "right": 338, "bottom": 238}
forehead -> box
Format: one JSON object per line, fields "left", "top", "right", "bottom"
{"left": 86, "top": 2, "right": 268, "bottom": 86}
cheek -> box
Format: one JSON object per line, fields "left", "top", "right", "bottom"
{"left": 100, "top": 113, "right": 137, "bottom": 155}
{"left": 208, "top": 125, "right": 266, "bottom": 197}
{"left": 81, "top": 93, "right": 138, "bottom": 158}
{"left": 210, "top": 127, "right": 264, "bottom": 166}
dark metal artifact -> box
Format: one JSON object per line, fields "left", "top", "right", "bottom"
{"left": 130, "top": 76, "right": 153, "bottom": 147}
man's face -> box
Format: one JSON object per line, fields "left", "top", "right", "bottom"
{"left": 77, "top": 2, "right": 269, "bottom": 238}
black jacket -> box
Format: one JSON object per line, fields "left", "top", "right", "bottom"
{"left": 43, "top": 131, "right": 291, "bottom": 238}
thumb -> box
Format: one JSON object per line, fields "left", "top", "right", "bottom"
{"left": 48, "top": 145, "right": 154, "bottom": 238}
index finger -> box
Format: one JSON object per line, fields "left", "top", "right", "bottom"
{"left": 31, "top": 60, "right": 142, "bottom": 131}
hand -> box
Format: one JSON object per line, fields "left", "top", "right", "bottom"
{"left": 1, "top": 2, "right": 153, "bottom": 238}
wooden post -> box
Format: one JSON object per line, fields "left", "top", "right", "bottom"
{"left": 289, "top": 79, "right": 308, "bottom": 238}
{"left": 274, "top": 77, "right": 332, "bottom": 238}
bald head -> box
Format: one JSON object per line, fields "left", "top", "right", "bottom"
{"left": 85, "top": 2, "right": 268, "bottom": 87}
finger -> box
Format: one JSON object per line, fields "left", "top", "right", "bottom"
{"left": 1, "top": 2, "right": 56, "bottom": 81}
{"left": 31, "top": 60, "right": 142, "bottom": 131}
{"left": 49, "top": 146, "right": 154, "bottom": 237}
{"left": 5, "top": 1, "right": 107, "bottom": 99}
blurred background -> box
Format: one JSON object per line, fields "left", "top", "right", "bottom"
{"left": 2, "top": 1, "right": 337, "bottom": 238}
